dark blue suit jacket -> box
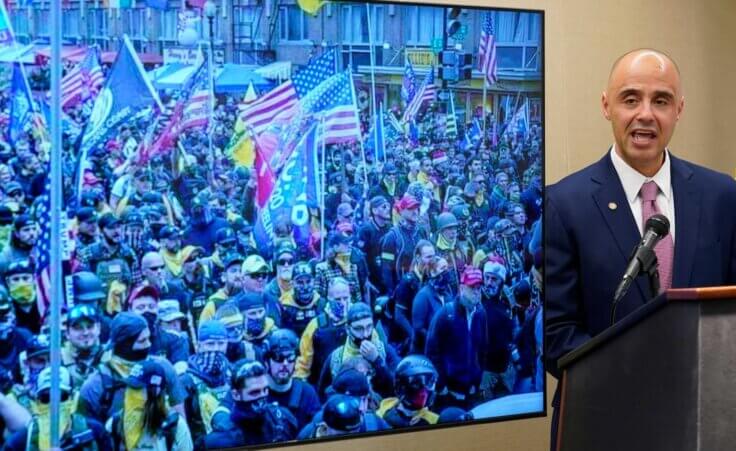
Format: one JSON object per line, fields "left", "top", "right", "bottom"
{"left": 545, "top": 152, "right": 736, "bottom": 380}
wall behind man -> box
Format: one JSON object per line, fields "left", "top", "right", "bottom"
{"left": 271, "top": 1, "right": 736, "bottom": 450}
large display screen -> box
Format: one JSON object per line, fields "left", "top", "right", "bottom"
{"left": 1, "top": 0, "right": 543, "bottom": 448}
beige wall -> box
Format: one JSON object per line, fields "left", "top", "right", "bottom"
{"left": 269, "top": 1, "right": 736, "bottom": 450}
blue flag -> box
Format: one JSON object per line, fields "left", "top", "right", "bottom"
{"left": 8, "top": 63, "right": 35, "bottom": 145}
{"left": 365, "top": 103, "right": 385, "bottom": 162}
{"left": 401, "top": 59, "right": 417, "bottom": 105}
{"left": 75, "top": 35, "right": 162, "bottom": 201}
{"left": 255, "top": 122, "right": 320, "bottom": 252}
{"left": 408, "top": 120, "right": 419, "bottom": 145}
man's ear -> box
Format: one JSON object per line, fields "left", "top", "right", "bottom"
{"left": 601, "top": 91, "right": 611, "bottom": 120}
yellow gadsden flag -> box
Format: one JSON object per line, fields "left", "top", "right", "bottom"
{"left": 227, "top": 82, "right": 259, "bottom": 168}
{"left": 297, "top": 0, "right": 325, "bottom": 15}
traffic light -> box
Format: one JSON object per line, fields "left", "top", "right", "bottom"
{"left": 446, "top": 8, "right": 462, "bottom": 40}
{"left": 438, "top": 50, "right": 473, "bottom": 83}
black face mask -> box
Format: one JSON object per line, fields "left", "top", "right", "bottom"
{"left": 142, "top": 312, "right": 157, "bottom": 334}
{"left": 233, "top": 397, "right": 268, "bottom": 424}
{"left": 115, "top": 343, "right": 150, "bottom": 362}
{"left": 431, "top": 272, "right": 452, "bottom": 292}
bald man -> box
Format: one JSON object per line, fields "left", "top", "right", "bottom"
{"left": 545, "top": 49, "right": 736, "bottom": 447}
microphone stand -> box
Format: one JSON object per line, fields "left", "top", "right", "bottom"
{"left": 610, "top": 248, "right": 660, "bottom": 326}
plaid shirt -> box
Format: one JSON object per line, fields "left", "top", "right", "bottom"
{"left": 77, "top": 241, "right": 142, "bottom": 287}
{"left": 314, "top": 260, "right": 363, "bottom": 304}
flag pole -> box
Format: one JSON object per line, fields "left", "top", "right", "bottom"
{"left": 365, "top": 2, "right": 379, "bottom": 162}
{"left": 482, "top": 78, "right": 488, "bottom": 144}
{"left": 49, "top": 0, "right": 64, "bottom": 444}
{"left": 320, "top": 116, "right": 326, "bottom": 260}
{"left": 348, "top": 70, "right": 369, "bottom": 195}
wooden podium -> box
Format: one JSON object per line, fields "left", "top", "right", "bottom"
{"left": 555, "top": 286, "right": 736, "bottom": 451}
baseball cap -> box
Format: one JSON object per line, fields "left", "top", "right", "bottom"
{"left": 330, "top": 368, "right": 370, "bottom": 397}
{"left": 158, "top": 300, "right": 185, "bottom": 322}
{"left": 460, "top": 266, "right": 483, "bottom": 287}
{"left": 67, "top": 304, "right": 100, "bottom": 326}
{"left": 35, "top": 366, "right": 72, "bottom": 396}
{"left": 158, "top": 226, "right": 182, "bottom": 240}
{"left": 396, "top": 194, "right": 420, "bottom": 211}
{"left": 75, "top": 207, "right": 98, "bottom": 223}
{"left": 98, "top": 213, "right": 121, "bottom": 230}
{"left": 242, "top": 254, "right": 270, "bottom": 275}
{"left": 199, "top": 320, "right": 228, "bottom": 342}
{"left": 125, "top": 359, "right": 167, "bottom": 390}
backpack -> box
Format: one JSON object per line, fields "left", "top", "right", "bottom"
{"left": 27, "top": 414, "right": 98, "bottom": 451}
{"left": 111, "top": 411, "right": 179, "bottom": 451}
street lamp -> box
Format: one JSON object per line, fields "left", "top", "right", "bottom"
{"left": 203, "top": 0, "right": 217, "bottom": 173}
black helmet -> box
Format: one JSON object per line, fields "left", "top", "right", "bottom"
{"left": 395, "top": 355, "right": 438, "bottom": 410}
{"left": 436, "top": 212, "right": 459, "bottom": 231}
{"left": 265, "top": 328, "right": 299, "bottom": 359}
{"left": 26, "top": 334, "right": 50, "bottom": 359}
{"left": 72, "top": 272, "right": 106, "bottom": 303}
{"left": 322, "top": 394, "right": 363, "bottom": 432}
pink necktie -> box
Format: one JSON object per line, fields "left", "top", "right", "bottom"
{"left": 639, "top": 181, "right": 674, "bottom": 291}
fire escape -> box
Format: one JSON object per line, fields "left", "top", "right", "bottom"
{"left": 231, "top": 0, "right": 280, "bottom": 65}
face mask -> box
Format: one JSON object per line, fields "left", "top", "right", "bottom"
{"left": 235, "top": 396, "right": 268, "bottom": 422}
{"left": 195, "top": 350, "right": 229, "bottom": 378}
{"left": 118, "top": 345, "right": 150, "bottom": 362}
{"left": 330, "top": 301, "right": 346, "bottom": 321}
{"left": 295, "top": 285, "right": 314, "bottom": 306}
{"left": 142, "top": 312, "right": 157, "bottom": 334}
{"left": 245, "top": 317, "right": 265, "bottom": 337}
{"left": 9, "top": 282, "right": 35, "bottom": 304}
{"left": 431, "top": 272, "right": 451, "bottom": 292}
{"left": 404, "top": 387, "right": 430, "bottom": 410}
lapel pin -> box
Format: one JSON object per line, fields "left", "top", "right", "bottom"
{"left": 608, "top": 202, "right": 617, "bottom": 210}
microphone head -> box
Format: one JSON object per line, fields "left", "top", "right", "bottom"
{"left": 646, "top": 214, "right": 670, "bottom": 236}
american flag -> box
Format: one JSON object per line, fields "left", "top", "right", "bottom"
{"left": 240, "top": 48, "right": 336, "bottom": 135}
{"left": 402, "top": 68, "right": 437, "bottom": 123}
{"left": 32, "top": 178, "right": 52, "bottom": 317}
{"left": 60, "top": 47, "right": 104, "bottom": 110}
{"left": 301, "top": 70, "right": 361, "bottom": 144}
{"left": 479, "top": 12, "right": 498, "bottom": 86}
{"left": 179, "top": 61, "right": 210, "bottom": 131}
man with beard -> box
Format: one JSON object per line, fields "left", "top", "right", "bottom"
{"left": 198, "top": 253, "right": 244, "bottom": 324}
{"left": 376, "top": 355, "right": 439, "bottom": 428}
{"left": 280, "top": 262, "right": 322, "bottom": 337}
{"left": 179, "top": 246, "right": 214, "bottom": 328}
{"left": 380, "top": 194, "right": 427, "bottom": 294}
{"left": 74, "top": 207, "right": 99, "bottom": 250}
{"left": 159, "top": 225, "right": 186, "bottom": 278}
{"left": 479, "top": 259, "right": 515, "bottom": 399}
{"left": 264, "top": 243, "right": 296, "bottom": 316}
{"left": 241, "top": 254, "right": 281, "bottom": 325}
{"left": 77, "top": 212, "right": 141, "bottom": 289}
{"left": 126, "top": 284, "right": 189, "bottom": 374}
{"left": 265, "top": 328, "right": 320, "bottom": 430}
{"left": 5, "top": 261, "right": 40, "bottom": 334}
{"left": 181, "top": 320, "right": 232, "bottom": 444}
{"left": 356, "top": 195, "right": 392, "bottom": 294}
{"left": 201, "top": 360, "right": 298, "bottom": 448}
{"left": 0, "top": 215, "right": 38, "bottom": 278}
{"left": 183, "top": 195, "right": 229, "bottom": 254}
{"left": 295, "top": 277, "right": 350, "bottom": 386}
{"left": 368, "top": 163, "right": 406, "bottom": 205}
{"left": 0, "top": 288, "right": 31, "bottom": 385}
{"left": 426, "top": 267, "right": 488, "bottom": 410}
{"left": 411, "top": 257, "right": 452, "bottom": 354}
{"left": 61, "top": 305, "right": 107, "bottom": 391}
{"left": 78, "top": 312, "right": 186, "bottom": 423}
{"left": 318, "top": 302, "right": 393, "bottom": 400}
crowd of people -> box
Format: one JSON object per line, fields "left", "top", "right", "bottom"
{"left": 0, "top": 70, "right": 543, "bottom": 449}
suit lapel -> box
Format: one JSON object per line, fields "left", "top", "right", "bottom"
{"left": 670, "top": 155, "right": 699, "bottom": 287}
{"left": 590, "top": 153, "right": 650, "bottom": 302}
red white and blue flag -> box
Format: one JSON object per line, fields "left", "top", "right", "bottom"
{"left": 479, "top": 12, "right": 498, "bottom": 86}
{"left": 402, "top": 68, "right": 436, "bottom": 123}
{"left": 60, "top": 46, "right": 104, "bottom": 110}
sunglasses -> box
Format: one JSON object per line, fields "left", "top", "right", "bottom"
{"left": 271, "top": 354, "right": 297, "bottom": 364}
{"left": 145, "top": 265, "right": 166, "bottom": 272}
{"left": 249, "top": 272, "right": 269, "bottom": 280}
{"left": 277, "top": 258, "right": 294, "bottom": 266}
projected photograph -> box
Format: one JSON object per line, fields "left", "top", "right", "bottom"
{"left": 0, "top": 0, "right": 542, "bottom": 448}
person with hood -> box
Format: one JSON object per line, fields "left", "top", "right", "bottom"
{"left": 4, "top": 366, "right": 110, "bottom": 451}
{"left": 9, "top": 334, "right": 50, "bottom": 410}
{"left": 126, "top": 284, "right": 189, "bottom": 375}
{"left": 264, "top": 328, "right": 320, "bottom": 430}
{"left": 411, "top": 257, "right": 452, "bottom": 354}
{"left": 61, "top": 304, "right": 107, "bottom": 390}
{"left": 200, "top": 360, "right": 298, "bottom": 448}
{"left": 294, "top": 277, "right": 351, "bottom": 386}
{"left": 376, "top": 355, "right": 439, "bottom": 428}
{"left": 280, "top": 262, "right": 323, "bottom": 337}
{"left": 78, "top": 312, "right": 186, "bottom": 424}
{"left": 315, "top": 232, "right": 363, "bottom": 305}
{"left": 108, "top": 359, "right": 193, "bottom": 450}
{"left": 0, "top": 215, "right": 37, "bottom": 279}
{"left": 433, "top": 212, "right": 467, "bottom": 295}
{"left": 237, "top": 292, "right": 276, "bottom": 359}
{"left": 181, "top": 320, "right": 232, "bottom": 443}
{"left": 182, "top": 194, "right": 229, "bottom": 254}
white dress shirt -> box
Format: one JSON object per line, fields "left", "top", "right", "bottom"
{"left": 610, "top": 146, "right": 676, "bottom": 243}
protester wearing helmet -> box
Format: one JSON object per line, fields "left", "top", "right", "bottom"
{"left": 434, "top": 212, "right": 467, "bottom": 295}
{"left": 4, "top": 366, "right": 110, "bottom": 451}
{"left": 264, "top": 328, "right": 320, "bottom": 430}
{"left": 376, "top": 355, "right": 439, "bottom": 427}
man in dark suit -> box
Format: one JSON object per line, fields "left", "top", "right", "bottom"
{"left": 545, "top": 48, "right": 736, "bottom": 448}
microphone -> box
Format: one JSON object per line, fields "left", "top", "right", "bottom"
{"left": 611, "top": 214, "right": 670, "bottom": 322}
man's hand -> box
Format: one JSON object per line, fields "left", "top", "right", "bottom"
{"left": 360, "top": 340, "right": 379, "bottom": 363}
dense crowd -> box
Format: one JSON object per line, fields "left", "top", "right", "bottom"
{"left": 0, "top": 77, "right": 543, "bottom": 449}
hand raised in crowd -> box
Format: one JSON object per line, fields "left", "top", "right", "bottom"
{"left": 360, "top": 340, "right": 380, "bottom": 363}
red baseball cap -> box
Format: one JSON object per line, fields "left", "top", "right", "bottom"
{"left": 460, "top": 266, "right": 483, "bottom": 287}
